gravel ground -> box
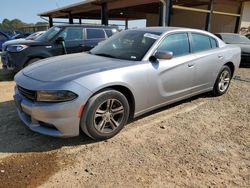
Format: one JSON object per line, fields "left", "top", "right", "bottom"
{"left": 0, "top": 65, "right": 249, "bottom": 188}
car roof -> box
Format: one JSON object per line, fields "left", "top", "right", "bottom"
{"left": 216, "top": 33, "right": 240, "bottom": 36}
{"left": 134, "top": 27, "right": 217, "bottom": 36}
{"left": 55, "top": 24, "right": 118, "bottom": 29}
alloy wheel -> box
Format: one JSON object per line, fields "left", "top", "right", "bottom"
{"left": 218, "top": 70, "right": 231, "bottom": 93}
{"left": 94, "top": 99, "right": 125, "bottom": 134}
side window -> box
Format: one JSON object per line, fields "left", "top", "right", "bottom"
{"left": 210, "top": 38, "right": 218, "bottom": 48}
{"left": 0, "top": 33, "right": 8, "bottom": 40}
{"left": 105, "top": 29, "right": 113, "bottom": 37}
{"left": 157, "top": 33, "right": 190, "bottom": 57}
{"left": 59, "top": 28, "right": 83, "bottom": 41}
{"left": 105, "top": 29, "right": 117, "bottom": 37}
{"left": 191, "top": 33, "right": 212, "bottom": 52}
{"left": 87, "top": 29, "right": 105, "bottom": 39}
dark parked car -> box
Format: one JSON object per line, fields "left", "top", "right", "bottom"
{"left": 2, "top": 25, "right": 118, "bottom": 72}
{"left": 0, "top": 31, "right": 10, "bottom": 51}
{"left": 246, "top": 34, "right": 250, "bottom": 39}
{"left": 215, "top": 33, "right": 250, "bottom": 66}
{"left": 11, "top": 32, "right": 33, "bottom": 40}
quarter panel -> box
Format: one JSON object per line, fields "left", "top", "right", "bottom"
{"left": 74, "top": 62, "right": 150, "bottom": 114}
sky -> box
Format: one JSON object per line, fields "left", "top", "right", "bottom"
{"left": 0, "top": 0, "right": 145, "bottom": 28}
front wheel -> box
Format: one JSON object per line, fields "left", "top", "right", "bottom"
{"left": 24, "top": 58, "right": 42, "bottom": 67}
{"left": 213, "top": 65, "right": 232, "bottom": 96}
{"left": 81, "top": 90, "right": 130, "bottom": 140}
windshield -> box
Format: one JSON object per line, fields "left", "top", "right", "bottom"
{"left": 35, "top": 27, "right": 62, "bottom": 42}
{"left": 221, "top": 34, "right": 250, "bottom": 44}
{"left": 90, "top": 30, "right": 160, "bottom": 61}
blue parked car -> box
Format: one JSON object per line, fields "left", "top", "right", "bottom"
{"left": 0, "top": 31, "right": 11, "bottom": 51}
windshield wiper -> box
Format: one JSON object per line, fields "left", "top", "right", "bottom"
{"left": 94, "top": 53, "right": 116, "bottom": 58}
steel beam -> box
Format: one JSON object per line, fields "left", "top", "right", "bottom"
{"left": 205, "top": 0, "right": 214, "bottom": 31}
{"left": 160, "top": 0, "right": 172, "bottom": 26}
{"left": 69, "top": 13, "right": 73, "bottom": 24}
{"left": 101, "top": 3, "right": 108, "bottom": 25}
{"left": 235, "top": 2, "right": 243, "bottom": 33}
{"left": 49, "top": 17, "right": 53, "bottom": 27}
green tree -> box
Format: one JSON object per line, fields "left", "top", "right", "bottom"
{"left": 35, "top": 21, "right": 48, "bottom": 26}
{"left": 10, "top": 19, "right": 24, "bottom": 29}
{"left": 2, "top": 19, "right": 11, "bottom": 29}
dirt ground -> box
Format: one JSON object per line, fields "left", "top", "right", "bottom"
{"left": 0, "top": 65, "right": 249, "bottom": 188}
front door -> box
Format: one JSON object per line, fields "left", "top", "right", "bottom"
{"left": 147, "top": 33, "right": 196, "bottom": 107}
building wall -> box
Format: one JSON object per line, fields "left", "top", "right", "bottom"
{"left": 145, "top": 1, "right": 240, "bottom": 33}
{"left": 211, "top": 15, "right": 237, "bottom": 33}
{"left": 211, "top": 2, "right": 239, "bottom": 33}
{"left": 146, "top": 14, "right": 159, "bottom": 27}
{"left": 240, "top": 2, "right": 250, "bottom": 28}
{"left": 170, "top": 9, "right": 207, "bottom": 30}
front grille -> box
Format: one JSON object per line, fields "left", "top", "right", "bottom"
{"left": 18, "top": 86, "right": 36, "bottom": 101}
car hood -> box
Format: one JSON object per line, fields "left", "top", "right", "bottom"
{"left": 22, "top": 53, "right": 135, "bottom": 82}
{"left": 2, "top": 39, "right": 47, "bottom": 49}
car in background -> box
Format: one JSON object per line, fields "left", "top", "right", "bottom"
{"left": 26, "top": 31, "right": 46, "bottom": 40}
{"left": 246, "top": 34, "right": 250, "bottom": 39}
{"left": 11, "top": 32, "right": 33, "bottom": 40}
{"left": 0, "top": 30, "right": 11, "bottom": 51}
{"left": 2, "top": 31, "right": 46, "bottom": 50}
{"left": 14, "top": 27, "right": 240, "bottom": 140}
{"left": 2, "top": 25, "right": 118, "bottom": 72}
{"left": 215, "top": 33, "right": 250, "bottom": 66}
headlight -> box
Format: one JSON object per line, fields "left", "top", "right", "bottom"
{"left": 37, "top": 90, "right": 78, "bottom": 102}
{"left": 7, "top": 45, "right": 29, "bottom": 52}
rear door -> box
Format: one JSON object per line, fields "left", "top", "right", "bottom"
{"left": 190, "top": 33, "right": 222, "bottom": 90}
{"left": 84, "top": 28, "right": 106, "bottom": 51}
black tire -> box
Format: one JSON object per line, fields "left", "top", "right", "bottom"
{"left": 213, "top": 65, "right": 232, "bottom": 96}
{"left": 24, "top": 58, "right": 41, "bottom": 67}
{"left": 81, "top": 90, "right": 130, "bottom": 140}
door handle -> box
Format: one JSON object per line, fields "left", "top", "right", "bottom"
{"left": 79, "top": 44, "right": 85, "bottom": 47}
{"left": 218, "top": 55, "right": 224, "bottom": 60}
{"left": 188, "top": 63, "right": 194, "bottom": 68}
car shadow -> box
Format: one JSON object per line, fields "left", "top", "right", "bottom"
{"left": 0, "top": 100, "right": 96, "bottom": 153}
{"left": 130, "top": 92, "right": 213, "bottom": 123}
{"left": 0, "top": 92, "right": 213, "bottom": 153}
{"left": 0, "top": 67, "right": 15, "bottom": 81}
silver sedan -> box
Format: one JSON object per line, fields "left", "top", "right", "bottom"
{"left": 14, "top": 27, "right": 241, "bottom": 140}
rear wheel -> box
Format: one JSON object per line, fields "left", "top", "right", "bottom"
{"left": 81, "top": 90, "right": 130, "bottom": 140}
{"left": 213, "top": 65, "right": 232, "bottom": 96}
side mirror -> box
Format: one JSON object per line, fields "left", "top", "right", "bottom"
{"left": 56, "top": 37, "right": 65, "bottom": 44}
{"left": 154, "top": 51, "right": 173, "bottom": 60}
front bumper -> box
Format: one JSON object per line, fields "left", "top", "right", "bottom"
{"left": 14, "top": 82, "right": 91, "bottom": 138}
{"left": 1, "top": 51, "right": 27, "bottom": 72}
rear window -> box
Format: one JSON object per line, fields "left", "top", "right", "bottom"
{"left": 210, "top": 38, "right": 218, "bottom": 48}
{"left": 191, "top": 33, "right": 212, "bottom": 52}
{"left": 87, "top": 29, "right": 105, "bottom": 39}
{"left": 105, "top": 29, "right": 117, "bottom": 37}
